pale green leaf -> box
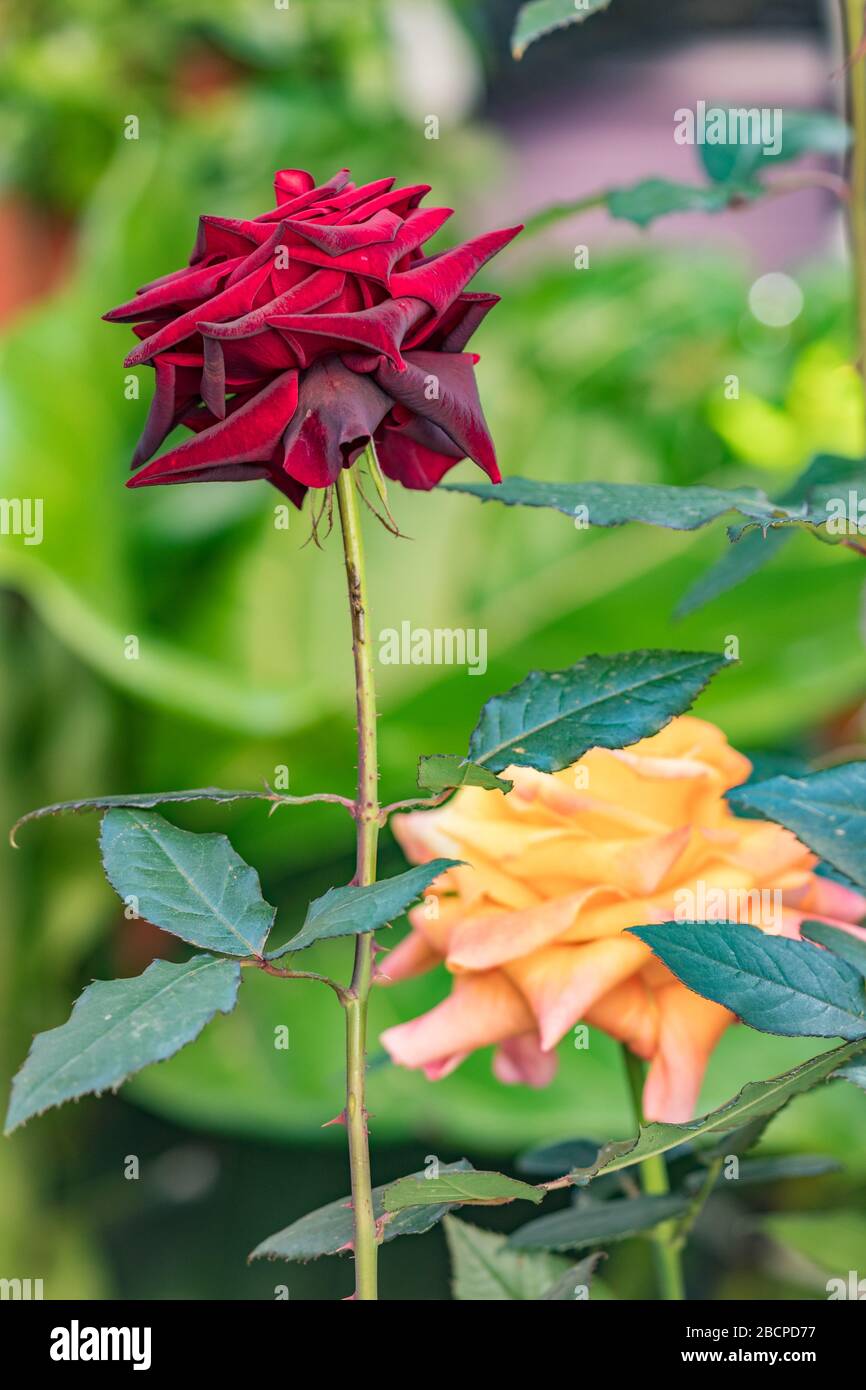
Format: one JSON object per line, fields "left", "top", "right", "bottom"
{"left": 571, "top": 1040, "right": 866, "bottom": 1180}
{"left": 444, "top": 1215, "right": 568, "bottom": 1300}
{"left": 5, "top": 955, "right": 241, "bottom": 1133}
{"left": 511, "top": 0, "right": 612, "bottom": 60}
{"left": 384, "top": 1170, "right": 543, "bottom": 1211}
{"left": 416, "top": 754, "right": 512, "bottom": 795}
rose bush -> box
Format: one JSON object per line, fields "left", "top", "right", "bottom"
{"left": 105, "top": 167, "right": 520, "bottom": 502}
{"left": 380, "top": 717, "right": 866, "bottom": 1121}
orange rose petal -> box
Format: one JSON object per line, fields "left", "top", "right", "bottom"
{"left": 583, "top": 977, "right": 658, "bottom": 1059}
{"left": 642, "top": 983, "right": 734, "bottom": 1123}
{"left": 801, "top": 875, "right": 866, "bottom": 923}
{"left": 377, "top": 929, "right": 441, "bottom": 983}
{"left": 492, "top": 1032, "right": 559, "bottom": 1087}
{"left": 422, "top": 1052, "right": 469, "bottom": 1081}
{"left": 380, "top": 970, "right": 534, "bottom": 1071}
{"left": 505, "top": 935, "right": 650, "bottom": 1050}
{"left": 446, "top": 889, "right": 596, "bottom": 971}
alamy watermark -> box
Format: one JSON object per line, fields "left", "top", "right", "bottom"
{"left": 674, "top": 102, "right": 783, "bottom": 158}
{"left": 0, "top": 497, "right": 43, "bottom": 545}
{"left": 379, "top": 622, "right": 487, "bottom": 676}
{"left": 674, "top": 884, "right": 783, "bottom": 932}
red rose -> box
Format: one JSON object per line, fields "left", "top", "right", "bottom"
{"left": 105, "top": 167, "right": 521, "bottom": 504}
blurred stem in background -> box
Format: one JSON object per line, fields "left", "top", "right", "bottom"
{"left": 841, "top": 0, "right": 866, "bottom": 423}
{"left": 336, "top": 460, "right": 381, "bottom": 1301}
{"left": 621, "top": 1046, "right": 685, "bottom": 1301}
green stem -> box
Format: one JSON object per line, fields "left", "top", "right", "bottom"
{"left": 621, "top": 1046, "right": 685, "bottom": 1301}
{"left": 336, "top": 459, "right": 380, "bottom": 1301}
{"left": 672, "top": 1155, "right": 724, "bottom": 1254}
{"left": 841, "top": 0, "right": 866, "bottom": 422}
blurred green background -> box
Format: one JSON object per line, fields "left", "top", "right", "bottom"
{"left": 1, "top": 0, "right": 865, "bottom": 1300}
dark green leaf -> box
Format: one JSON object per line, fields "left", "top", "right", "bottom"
{"left": 674, "top": 453, "right": 865, "bottom": 617}
{"left": 249, "top": 1160, "right": 474, "bottom": 1263}
{"left": 801, "top": 921, "right": 866, "bottom": 979}
{"left": 684, "top": 1154, "right": 841, "bottom": 1192}
{"left": 608, "top": 178, "right": 748, "bottom": 227}
{"left": 517, "top": 1138, "right": 601, "bottom": 1178}
{"left": 416, "top": 754, "right": 512, "bottom": 795}
{"left": 468, "top": 650, "right": 729, "bottom": 774}
{"left": 384, "top": 1170, "right": 543, "bottom": 1211}
{"left": 674, "top": 528, "right": 791, "bottom": 618}
{"left": 511, "top": 0, "right": 612, "bottom": 60}
{"left": 100, "top": 808, "right": 276, "bottom": 957}
{"left": 509, "top": 1194, "right": 688, "bottom": 1252}
{"left": 699, "top": 108, "right": 850, "bottom": 185}
{"left": 571, "top": 1039, "right": 866, "bottom": 1179}
{"left": 5, "top": 955, "right": 241, "bottom": 1133}
{"left": 444, "top": 1216, "right": 568, "bottom": 1299}
{"left": 267, "top": 858, "right": 462, "bottom": 957}
{"left": 728, "top": 764, "right": 866, "bottom": 889}
{"left": 444, "top": 475, "right": 787, "bottom": 530}
{"left": 631, "top": 921, "right": 866, "bottom": 1040}
{"left": 10, "top": 787, "right": 289, "bottom": 845}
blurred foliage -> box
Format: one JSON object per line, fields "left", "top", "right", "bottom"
{"left": 1, "top": 0, "right": 865, "bottom": 1299}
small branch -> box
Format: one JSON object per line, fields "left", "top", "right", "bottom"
{"left": 672, "top": 1156, "right": 724, "bottom": 1253}
{"left": 264, "top": 791, "right": 357, "bottom": 817}
{"left": 252, "top": 957, "right": 347, "bottom": 1002}
{"left": 379, "top": 791, "right": 452, "bottom": 820}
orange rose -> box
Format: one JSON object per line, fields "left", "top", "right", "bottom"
{"left": 379, "top": 717, "right": 866, "bottom": 1121}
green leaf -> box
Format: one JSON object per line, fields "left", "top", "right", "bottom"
{"left": 444, "top": 476, "right": 789, "bottom": 531}
{"left": 5, "top": 955, "right": 241, "bottom": 1133}
{"left": 267, "top": 858, "right": 462, "bottom": 957}
{"left": 571, "top": 1039, "right": 866, "bottom": 1179}
{"left": 416, "top": 754, "right": 512, "bottom": 795}
{"left": 728, "top": 763, "right": 866, "bottom": 889}
{"left": 511, "top": 0, "right": 612, "bottom": 60}
{"left": 671, "top": 454, "right": 861, "bottom": 617}
{"left": 608, "top": 178, "right": 748, "bottom": 228}
{"left": 517, "top": 1138, "right": 601, "bottom": 1177}
{"left": 384, "top": 1170, "right": 544, "bottom": 1211}
{"left": 699, "top": 109, "right": 850, "bottom": 185}
{"left": 444, "top": 1215, "right": 568, "bottom": 1299}
{"left": 509, "top": 1194, "right": 688, "bottom": 1252}
{"left": 539, "top": 1253, "right": 605, "bottom": 1300}
{"left": 468, "top": 650, "right": 729, "bottom": 774}
{"left": 11, "top": 787, "right": 289, "bottom": 846}
{"left": 801, "top": 921, "right": 866, "bottom": 979}
{"left": 674, "top": 528, "right": 791, "bottom": 619}
{"left": 631, "top": 921, "right": 866, "bottom": 1040}
{"left": 683, "top": 1154, "right": 841, "bottom": 1192}
{"left": 249, "top": 1160, "right": 474, "bottom": 1263}
{"left": 100, "top": 808, "right": 276, "bottom": 958}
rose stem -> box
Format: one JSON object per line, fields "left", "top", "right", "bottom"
{"left": 336, "top": 456, "right": 381, "bottom": 1301}
{"left": 840, "top": 0, "right": 866, "bottom": 423}
{"left": 620, "top": 1045, "right": 685, "bottom": 1301}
